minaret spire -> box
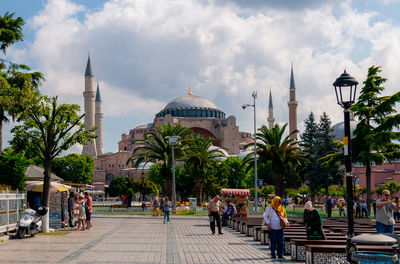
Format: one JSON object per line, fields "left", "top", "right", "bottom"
{"left": 82, "top": 54, "right": 97, "bottom": 158}
{"left": 95, "top": 81, "right": 104, "bottom": 155}
{"left": 267, "top": 89, "right": 275, "bottom": 129}
{"left": 288, "top": 63, "right": 298, "bottom": 140}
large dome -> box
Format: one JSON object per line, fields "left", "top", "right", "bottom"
{"left": 331, "top": 120, "right": 358, "bottom": 141}
{"left": 164, "top": 95, "right": 217, "bottom": 110}
{"left": 155, "top": 93, "right": 225, "bottom": 119}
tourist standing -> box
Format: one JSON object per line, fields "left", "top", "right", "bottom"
{"left": 84, "top": 192, "right": 93, "bottom": 230}
{"left": 207, "top": 195, "right": 223, "bottom": 235}
{"left": 68, "top": 192, "right": 75, "bottom": 227}
{"left": 325, "top": 197, "right": 333, "bottom": 218}
{"left": 361, "top": 200, "right": 368, "bottom": 218}
{"left": 152, "top": 197, "right": 160, "bottom": 216}
{"left": 393, "top": 197, "right": 400, "bottom": 222}
{"left": 141, "top": 199, "right": 146, "bottom": 211}
{"left": 264, "top": 196, "right": 286, "bottom": 259}
{"left": 303, "top": 201, "right": 325, "bottom": 240}
{"left": 338, "top": 198, "right": 346, "bottom": 217}
{"left": 163, "top": 197, "right": 171, "bottom": 223}
{"left": 376, "top": 190, "right": 399, "bottom": 234}
{"left": 76, "top": 195, "right": 86, "bottom": 231}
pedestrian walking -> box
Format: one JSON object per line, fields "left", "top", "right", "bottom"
{"left": 376, "top": 190, "right": 399, "bottom": 234}
{"left": 361, "top": 200, "right": 368, "bottom": 218}
{"left": 141, "top": 199, "right": 146, "bottom": 211}
{"left": 163, "top": 197, "right": 171, "bottom": 223}
{"left": 160, "top": 197, "right": 165, "bottom": 216}
{"left": 303, "top": 201, "right": 325, "bottom": 240}
{"left": 264, "top": 196, "right": 286, "bottom": 259}
{"left": 207, "top": 195, "right": 223, "bottom": 235}
{"left": 355, "top": 199, "right": 361, "bottom": 218}
{"left": 84, "top": 192, "right": 93, "bottom": 230}
{"left": 152, "top": 197, "right": 160, "bottom": 216}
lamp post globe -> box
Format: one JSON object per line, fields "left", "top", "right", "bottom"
{"left": 333, "top": 69, "right": 358, "bottom": 262}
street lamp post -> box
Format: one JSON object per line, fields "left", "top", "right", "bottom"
{"left": 167, "top": 136, "right": 180, "bottom": 214}
{"left": 333, "top": 70, "right": 358, "bottom": 262}
{"left": 242, "top": 91, "right": 258, "bottom": 212}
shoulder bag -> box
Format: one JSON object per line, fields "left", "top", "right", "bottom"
{"left": 274, "top": 209, "right": 289, "bottom": 229}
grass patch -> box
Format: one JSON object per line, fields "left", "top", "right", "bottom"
{"left": 37, "top": 231, "right": 70, "bottom": 236}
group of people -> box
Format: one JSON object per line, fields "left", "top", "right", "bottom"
{"left": 67, "top": 192, "right": 93, "bottom": 231}
{"left": 150, "top": 196, "right": 172, "bottom": 223}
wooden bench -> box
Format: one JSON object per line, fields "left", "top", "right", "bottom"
{"left": 290, "top": 239, "right": 347, "bottom": 261}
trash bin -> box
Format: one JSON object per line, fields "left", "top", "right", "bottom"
{"left": 352, "top": 251, "right": 397, "bottom": 264}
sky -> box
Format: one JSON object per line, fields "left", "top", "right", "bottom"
{"left": 2, "top": 0, "right": 400, "bottom": 154}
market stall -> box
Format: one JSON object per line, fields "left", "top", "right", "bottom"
{"left": 221, "top": 188, "right": 250, "bottom": 217}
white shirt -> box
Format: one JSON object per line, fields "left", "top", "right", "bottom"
{"left": 264, "top": 206, "right": 282, "bottom": 230}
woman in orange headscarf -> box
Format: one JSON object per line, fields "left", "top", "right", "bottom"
{"left": 264, "top": 196, "right": 287, "bottom": 259}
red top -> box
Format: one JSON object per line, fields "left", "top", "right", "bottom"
{"left": 86, "top": 196, "right": 93, "bottom": 213}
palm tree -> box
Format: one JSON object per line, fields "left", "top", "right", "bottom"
{"left": 245, "top": 124, "right": 305, "bottom": 196}
{"left": 127, "top": 124, "right": 192, "bottom": 199}
{"left": 184, "top": 135, "right": 226, "bottom": 205}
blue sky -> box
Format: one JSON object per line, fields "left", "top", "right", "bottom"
{"left": 2, "top": 0, "right": 400, "bottom": 154}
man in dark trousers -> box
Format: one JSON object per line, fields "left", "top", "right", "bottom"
{"left": 68, "top": 192, "right": 75, "bottom": 227}
{"left": 207, "top": 195, "right": 223, "bottom": 235}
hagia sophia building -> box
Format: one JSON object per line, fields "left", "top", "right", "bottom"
{"left": 80, "top": 55, "right": 298, "bottom": 190}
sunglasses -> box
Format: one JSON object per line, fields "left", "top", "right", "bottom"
{"left": 384, "top": 194, "right": 391, "bottom": 196}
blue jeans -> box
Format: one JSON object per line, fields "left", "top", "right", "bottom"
{"left": 269, "top": 228, "right": 284, "bottom": 258}
{"left": 339, "top": 209, "right": 346, "bottom": 217}
{"left": 164, "top": 210, "right": 170, "bottom": 222}
{"left": 376, "top": 221, "right": 394, "bottom": 234}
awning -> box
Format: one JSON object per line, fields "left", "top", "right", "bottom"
{"left": 26, "top": 182, "right": 70, "bottom": 193}
{"left": 221, "top": 188, "right": 250, "bottom": 196}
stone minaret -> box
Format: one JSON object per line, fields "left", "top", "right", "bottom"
{"left": 287, "top": 64, "right": 298, "bottom": 140}
{"left": 267, "top": 90, "right": 275, "bottom": 129}
{"left": 95, "top": 82, "right": 104, "bottom": 155}
{"left": 82, "top": 54, "right": 97, "bottom": 158}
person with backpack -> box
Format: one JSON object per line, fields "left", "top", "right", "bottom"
{"left": 163, "top": 196, "right": 171, "bottom": 223}
{"left": 264, "top": 196, "right": 287, "bottom": 259}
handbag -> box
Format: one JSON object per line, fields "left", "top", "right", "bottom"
{"left": 209, "top": 215, "right": 214, "bottom": 222}
{"left": 274, "top": 209, "right": 289, "bottom": 229}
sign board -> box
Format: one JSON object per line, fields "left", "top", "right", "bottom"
{"left": 257, "top": 179, "right": 264, "bottom": 187}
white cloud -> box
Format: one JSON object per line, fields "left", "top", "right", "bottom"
{"left": 4, "top": 0, "right": 400, "bottom": 152}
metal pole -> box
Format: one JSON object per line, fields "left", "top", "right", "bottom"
{"left": 171, "top": 145, "right": 177, "bottom": 214}
{"left": 344, "top": 108, "right": 354, "bottom": 262}
{"left": 253, "top": 95, "right": 258, "bottom": 212}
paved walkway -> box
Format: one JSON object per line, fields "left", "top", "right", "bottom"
{"left": 0, "top": 215, "right": 290, "bottom": 263}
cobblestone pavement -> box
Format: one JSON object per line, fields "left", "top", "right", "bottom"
{"left": 0, "top": 215, "right": 291, "bottom": 264}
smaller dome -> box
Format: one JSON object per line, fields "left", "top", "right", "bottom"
{"left": 208, "top": 146, "right": 229, "bottom": 161}
{"left": 331, "top": 120, "right": 358, "bottom": 141}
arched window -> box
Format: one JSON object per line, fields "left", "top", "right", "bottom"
{"left": 106, "top": 173, "right": 114, "bottom": 182}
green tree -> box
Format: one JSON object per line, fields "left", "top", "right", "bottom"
{"left": 351, "top": 66, "right": 400, "bottom": 212}
{"left": 10, "top": 96, "right": 95, "bottom": 232}
{"left": 184, "top": 136, "right": 225, "bottom": 205}
{"left": 245, "top": 124, "right": 305, "bottom": 197}
{"left": 109, "top": 176, "right": 133, "bottom": 197}
{"left": 52, "top": 154, "right": 94, "bottom": 184}
{"left": 127, "top": 124, "right": 192, "bottom": 200}
{"left": 223, "top": 156, "right": 248, "bottom": 188}
{"left": 203, "top": 160, "right": 229, "bottom": 200}
{"left": 0, "top": 12, "right": 43, "bottom": 152}
{"left": 259, "top": 185, "right": 275, "bottom": 197}
{"left": 0, "top": 152, "right": 27, "bottom": 190}
{"left": 132, "top": 178, "right": 158, "bottom": 200}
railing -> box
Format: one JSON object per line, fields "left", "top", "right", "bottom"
{"left": 0, "top": 189, "right": 25, "bottom": 234}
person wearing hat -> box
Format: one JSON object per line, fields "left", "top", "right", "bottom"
{"left": 303, "top": 201, "right": 325, "bottom": 240}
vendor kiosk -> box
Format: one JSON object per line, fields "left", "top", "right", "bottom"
{"left": 221, "top": 188, "right": 250, "bottom": 217}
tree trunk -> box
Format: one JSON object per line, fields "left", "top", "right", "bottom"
{"left": 274, "top": 173, "right": 284, "bottom": 197}
{"left": 366, "top": 162, "right": 372, "bottom": 215}
{"left": 0, "top": 108, "right": 3, "bottom": 153}
{"left": 195, "top": 179, "right": 203, "bottom": 206}
{"left": 164, "top": 175, "right": 173, "bottom": 201}
{"left": 42, "top": 158, "right": 52, "bottom": 233}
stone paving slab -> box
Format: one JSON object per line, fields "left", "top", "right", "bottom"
{"left": 0, "top": 215, "right": 291, "bottom": 263}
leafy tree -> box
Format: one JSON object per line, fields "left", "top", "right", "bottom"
{"left": 128, "top": 124, "right": 192, "bottom": 200}
{"left": 202, "top": 160, "right": 229, "bottom": 200}
{"left": 132, "top": 178, "right": 158, "bottom": 200}
{"left": 10, "top": 96, "right": 95, "bottom": 232}
{"left": 350, "top": 66, "right": 400, "bottom": 212}
{"left": 0, "top": 12, "right": 43, "bottom": 152}
{"left": 223, "top": 156, "right": 248, "bottom": 188}
{"left": 259, "top": 185, "right": 275, "bottom": 197}
{"left": 52, "top": 154, "right": 94, "bottom": 184}
{"left": 245, "top": 124, "right": 305, "bottom": 196}
{"left": 184, "top": 136, "right": 225, "bottom": 205}
{"left": 0, "top": 152, "right": 27, "bottom": 190}
{"left": 109, "top": 176, "right": 133, "bottom": 197}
